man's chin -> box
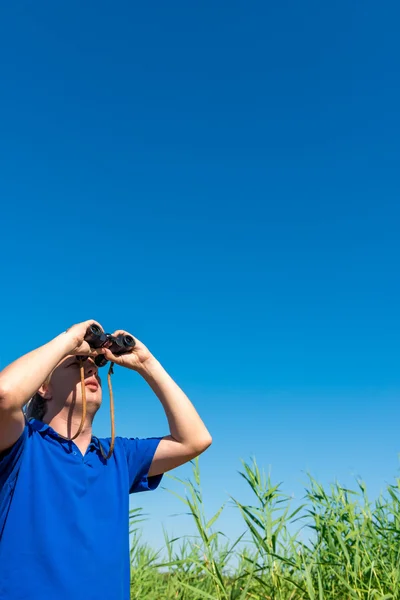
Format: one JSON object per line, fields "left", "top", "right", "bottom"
{"left": 86, "top": 396, "right": 102, "bottom": 407}
{"left": 75, "top": 394, "right": 102, "bottom": 410}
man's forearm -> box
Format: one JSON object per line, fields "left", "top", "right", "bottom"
{"left": 138, "top": 358, "right": 212, "bottom": 451}
{"left": 0, "top": 333, "right": 71, "bottom": 411}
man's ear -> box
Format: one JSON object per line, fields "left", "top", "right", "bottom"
{"left": 37, "top": 381, "right": 52, "bottom": 401}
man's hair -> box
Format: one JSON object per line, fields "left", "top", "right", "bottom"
{"left": 25, "top": 393, "right": 48, "bottom": 421}
{"left": 24, "top": 375, "right": 52, "bottom": 421}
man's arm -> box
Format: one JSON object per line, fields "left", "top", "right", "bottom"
{"left": 139, "top": 358, "right": 212, "bottom": 477}
{"left": 102, "top": 334, "right": 212, "bottom": 477}
{"left": 0, "top": 333, "right": 71, "bottom": 453}
{"left": 0, "top": 319, "right": 104, "bottom": 453}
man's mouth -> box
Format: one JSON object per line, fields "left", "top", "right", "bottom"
{"left": 85, "top": 378, "right": 99, "bottom": 390}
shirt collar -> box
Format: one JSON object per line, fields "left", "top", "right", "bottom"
{"left": 28, "top": 418, "right": 52, "bottom": 435}
{"left": 29, "top": 418, "right": 100, "bottom": 450}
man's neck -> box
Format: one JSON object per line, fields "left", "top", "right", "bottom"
{"left": 46, "top": 412, "right": 94, "bottom": 455}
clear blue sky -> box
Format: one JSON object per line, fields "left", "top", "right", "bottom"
{"left": 1, "top": 1, "right": 400, "bottom": 548}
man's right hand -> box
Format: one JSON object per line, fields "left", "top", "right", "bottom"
{"left": 65, "top": 320, "right": 106, "bottom": 357}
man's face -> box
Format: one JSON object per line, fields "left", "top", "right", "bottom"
{"left": 45, "top": 355, "right": 103, "bottom": 416}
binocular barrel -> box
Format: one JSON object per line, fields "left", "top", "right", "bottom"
{"left": 85, "top": 325, "right": 108, "bottom": 347}
{"left": 83, "top": 325, "right": 136, "bottom": 367}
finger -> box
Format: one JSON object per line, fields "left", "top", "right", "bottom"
{"left": 77, "top": 345, "right": 104, "bottom": 357}
{"left": 111, "top": 329, "right": 131, "bottom": 337}
{"left": 88, "top": 347, "right": 106, "bottom": 357}
{"left": 102, "top": 348, "right": 123, "bottom": 362}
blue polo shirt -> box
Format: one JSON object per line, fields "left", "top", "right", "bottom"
{"left": 0, "top": 418, "right": 163, "bottom": 600}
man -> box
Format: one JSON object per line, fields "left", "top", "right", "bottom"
{"left": 0, "top": 320, "right": 212, "bottom": 600}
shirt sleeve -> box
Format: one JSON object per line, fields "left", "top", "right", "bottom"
{"left": 0, "top": 424, "right": 28, "bottom": 490}
{"left": 120, "top": 436, "right": 164, "bottom": 494}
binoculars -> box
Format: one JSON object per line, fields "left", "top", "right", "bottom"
{"left": 82, "top": 324, "right": 136, "bottom": 367}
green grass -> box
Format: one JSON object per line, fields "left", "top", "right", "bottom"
{"left": 130, "top": 458, "right": 400, "bottom": 599}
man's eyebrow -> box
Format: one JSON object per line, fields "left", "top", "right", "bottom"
{"left": 64, "top": 357, "right": 78, "bottom": 366}
{"left": 65, "top": 357, "right": 96, "bottom": 367}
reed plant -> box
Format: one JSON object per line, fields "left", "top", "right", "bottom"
{"left": 130, "top": 458, "right": 400, "bottom": 599}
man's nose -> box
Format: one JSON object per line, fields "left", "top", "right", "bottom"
{"left": 85, "top": 361, "right": 98, "bottom": 376}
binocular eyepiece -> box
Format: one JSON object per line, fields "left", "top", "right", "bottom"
{"left": 82, "top": 324, "right": 136, "bottom": 367}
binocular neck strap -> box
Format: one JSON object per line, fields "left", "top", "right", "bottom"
{"left": 58, "top": 358, "right": 116, "bottom": 460}
{"left": 100, "top": 362, "right": 116, "bottom": 459}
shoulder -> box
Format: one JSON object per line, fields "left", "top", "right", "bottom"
{"left": 116, "top": 436, "right": 163, "bottom": 455}
{"left": 113, "top": 436, "right": 164, "bottom": 494}
{"left": 0, "top": 419, "right": 32, "bottom": 488}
